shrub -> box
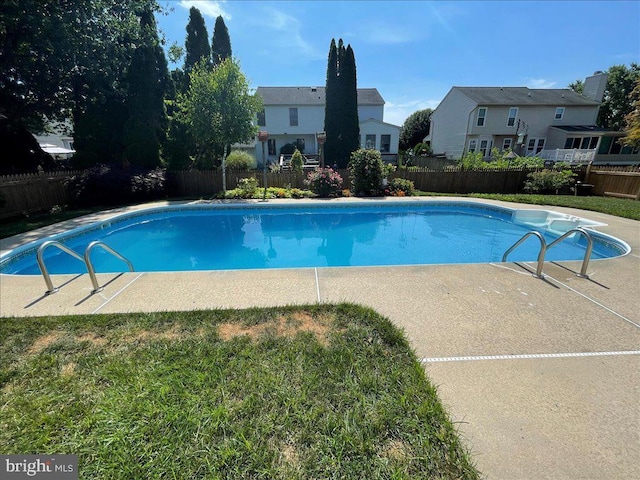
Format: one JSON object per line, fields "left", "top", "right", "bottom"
{"left": 388, "top": 178, "right": 415, "bottom": 196}
{"left": 413, "top": 142, "right": 432, "bottom": 157}
{"left": 66, "top": 164, "right": 166, "bottom": 207}
{"left": 348, "top": 148, "right": 385, "bottom": 196}
{"left": 225, "top": 150, "right": 256, "bottom": 170}
{"left": 237, "top": 177, "right": 259, "bottom": 197}
{"left": 291, "top": 148, "right": 303, "bottom": 172}
{"left": 304, "top": 168, "right": 343, "bottom": 197}
{"left": 279, "top": 140, "right": 305, "bottom": 155}
{"left": 524, "top": 169, "right": 576, "bottom": 193}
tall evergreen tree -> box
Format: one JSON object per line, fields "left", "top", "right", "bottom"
{"left": 323, "top": 39, "right": 340, "bottom": 167}
{"left": 184, "top": 7, "right": 210, "bottom": 74}
{"left": 342, "top": 44, "right": 360, "bottom": 163}
{"left": 323, "top": 39, "right": 359, "bottom": 168}
{"left": 123, "top": 8, "right": 170, "bottom": 168}
{"left": 211, "top": 16, "right": 232, "bottom": 67}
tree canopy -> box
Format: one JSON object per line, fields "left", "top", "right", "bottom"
{"left": 0, "top": 0, "right": 163, "bottom": 171}
{"left": 622, "top": 80, "right": 640, "bottom": 148}
{"left": 180, "top": 59, "right": 262, "bottom": 168}
{"left": 597, "top": 64, "right": 640, "bottom": 131}
{"left": 399, "top": 108, "right": 433, "bottom": 151}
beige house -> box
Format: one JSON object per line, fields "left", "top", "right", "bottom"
{"left": 427, "top": 72, "right": 639, "bottom": 165}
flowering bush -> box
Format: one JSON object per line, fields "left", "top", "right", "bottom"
{"left": 388, "top": 178, "right": 415, "bottom": 196}
{"left": 304, "top": 168, "right": 343, "bottom": 197}
{"left": 348, "top": 148, "right": 385, "bottom": 196}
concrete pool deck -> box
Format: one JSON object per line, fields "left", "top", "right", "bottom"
{"left": 1, "top": 197, "right": 639, "bottom": 479}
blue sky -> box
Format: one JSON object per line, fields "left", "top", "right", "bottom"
{"left": 156, "top": 1, "right": 640, "bottom": 126}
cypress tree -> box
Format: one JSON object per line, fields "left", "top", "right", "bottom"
{"left": 123, "top": 9, "right": 170, "bottom": 168}
{"left": 324, "top": 39, "right": 359, "bottom": 168}
{"left": 184, "top": 7, "right": 210, "bottom": 73}
{"left": 324, "top": 39, "right": 340, "bottom": 166}
{"left": 211, "top": 16, "right": 232, "bottom": 67}
{"left": 342, "top": 44, "right": 360, "bottom": 165}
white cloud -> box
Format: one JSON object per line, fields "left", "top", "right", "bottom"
{"left": 384, "top": 99, "right": 440, "bottom": 126}
{"left": 261, "top": 8, "right": 324, "bottom": 60}
{"left": 526, "top": 78, "right": 557, "bottom": 89}
{"left": 179, "top": 1, "right": 231, "bottom": 20}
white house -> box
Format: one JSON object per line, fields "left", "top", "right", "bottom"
{"left": 254, "top": 86, "right": 401, "bottom": 165}
{"left": 427, "top": 72, "right": 640, "bottom": 164}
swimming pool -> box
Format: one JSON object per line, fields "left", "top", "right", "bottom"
{"left": 0, "top": 201, "right": 630, "bottom": 275}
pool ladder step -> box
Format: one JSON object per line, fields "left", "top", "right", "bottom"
{"left": 502, "top": 227, "right": 594, "bottom": 279}
{"left": 37, "top": 240, "right": 134, "bottom": 295}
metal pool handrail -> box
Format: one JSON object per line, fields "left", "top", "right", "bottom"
{"left": 37, "top": 240, "right": 86, "bottom": 294}
{"left": 502, "top": 231, "right": 547, "bottom": 278}
{"left": 546, "top": 227, "right": 594, "bottom": 278}
{"left": 84, "top": 241, "right": 134, "bottom": 293}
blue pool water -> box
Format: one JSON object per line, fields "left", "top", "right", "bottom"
{"left": 0, "top": 202, "right": 629, "bottom": 275}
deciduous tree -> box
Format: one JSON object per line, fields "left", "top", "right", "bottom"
{"left": 597, "top": 64, "right": 640, "bottom": 130}
{"left": 399, "top": 109, "right": 433, "bottom": 151}
{"left": 180, "top": 58, "right": 262, "bottom": 177}
{"left": 622, "top": 80, "right": 640, "bottom": 148}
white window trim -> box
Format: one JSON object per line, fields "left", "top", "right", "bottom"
{"left": 468, "top": 139, "right": 478, "bottom": 153}
{"left": 502, "top": 138, "right": 513, "bottom": 150}
{"left": 554, "top": 107, "right": 565, "bottom": 120}
{"left": 476, "top": 107, "right": 487, "bottom": 127}
{"left": 507, "top": 107, "right": 518, "bottom": 127}
{"left": 479, "top": 139, "right": 489, "bottom": 156}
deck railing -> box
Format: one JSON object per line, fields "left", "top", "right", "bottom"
{"left": 536, "top": 149, "right": 596, "bottom": 164}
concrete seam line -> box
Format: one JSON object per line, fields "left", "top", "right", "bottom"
{"left": 92, "top": 272, "right": 145, "bottom": 314}
{"left": 546, "top": 274, "right": 640, "bottom": 329}
{"left": 420, "top": 351, "right": 640, "bottom": 363}
{"left": 314, "top": 268, "right": 321, "bottom": 303}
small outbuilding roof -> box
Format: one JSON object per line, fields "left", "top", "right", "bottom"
{"left": 256, "top": 86, "right": 385, "bottom": 106}
{"left": 453, "top": 87, "right": 600, "bottom": 106}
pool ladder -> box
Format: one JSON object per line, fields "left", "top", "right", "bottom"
{"left": 502, "top": 227, "right": 594, "bottom": 279}
{"left": 37, "top": 240, "right": 134, "bottom": 295}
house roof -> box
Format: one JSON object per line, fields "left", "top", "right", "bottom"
{"left": 550, "top": 125, "right": 625, "bottom": 136}
{"left": 256, "top": 86, "right": 385, "bottom": 106}
{"left": 454, "top": 87, "right": 601, "bottom": 106}
{"left": 360, "top": 117, "right": 401, "bottom": 129}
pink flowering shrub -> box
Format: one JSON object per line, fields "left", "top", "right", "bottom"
{"left": 304, "top": 167, "right": 343, "bottom": 197}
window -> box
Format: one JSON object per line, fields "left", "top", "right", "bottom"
{"left": 507, "top": 107, "right": 518, "bottom": 127}
{"left": 380, "top": 135, "right": 391, "bottom": 153}
{"left": 479, "top": 139, "right": 489, "bottom": 156}
{"left": 289, "top": 108, "right": 298, "bottom": 126}
{"left": 502, "top": 138, "right": 513, "bottom": 150}
{"left": 468, "top": 139, "right": 477, "bottom": 153}
{"left": 554, "top": 107, "right": 565, "bottom": 120}
{"left": 565, "top": 136, "right": 599, "bottom": 149}
{"left": 268, "top": 139, "right": 276, "bottom": 156}
{"left": 476, "top": 107, "right": 487, "bottom": 127}
{"left": 527, "top": 138, "right": 545, "bottom": 154}
{"left": 365, "top": 134, "right": 376, "bottom": 149}
{"left": 257, "top": 109, "right": 266, "bottom": 126}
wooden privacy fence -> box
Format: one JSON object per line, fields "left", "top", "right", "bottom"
{"left": 3, "top": 164, "right": 638, "bottom": 220}
{"left": 584, "top": 165, "right": 640, "bottom": 200}
{"left": 0, "top": 171, "right": 82, "bottom": 220}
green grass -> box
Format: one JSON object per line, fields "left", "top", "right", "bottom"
{"left": 414, "top": 192, "right": 640, "bottom": 221}
{"left": 0, "top": 304, "right": 479, "bottom": 479}
{"left": 1, "top": 206, "right": 107, "bottom": 239}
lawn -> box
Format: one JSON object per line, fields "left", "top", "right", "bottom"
{"left": 0, "top": 304, "right": 480, "bottom": 479}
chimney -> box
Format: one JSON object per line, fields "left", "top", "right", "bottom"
{"left": 583, "top": 71, "right": 608, "bottom": 103}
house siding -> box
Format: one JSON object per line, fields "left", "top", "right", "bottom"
{"left": 429, "top": 90, "right": 476, "bottom": 159}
